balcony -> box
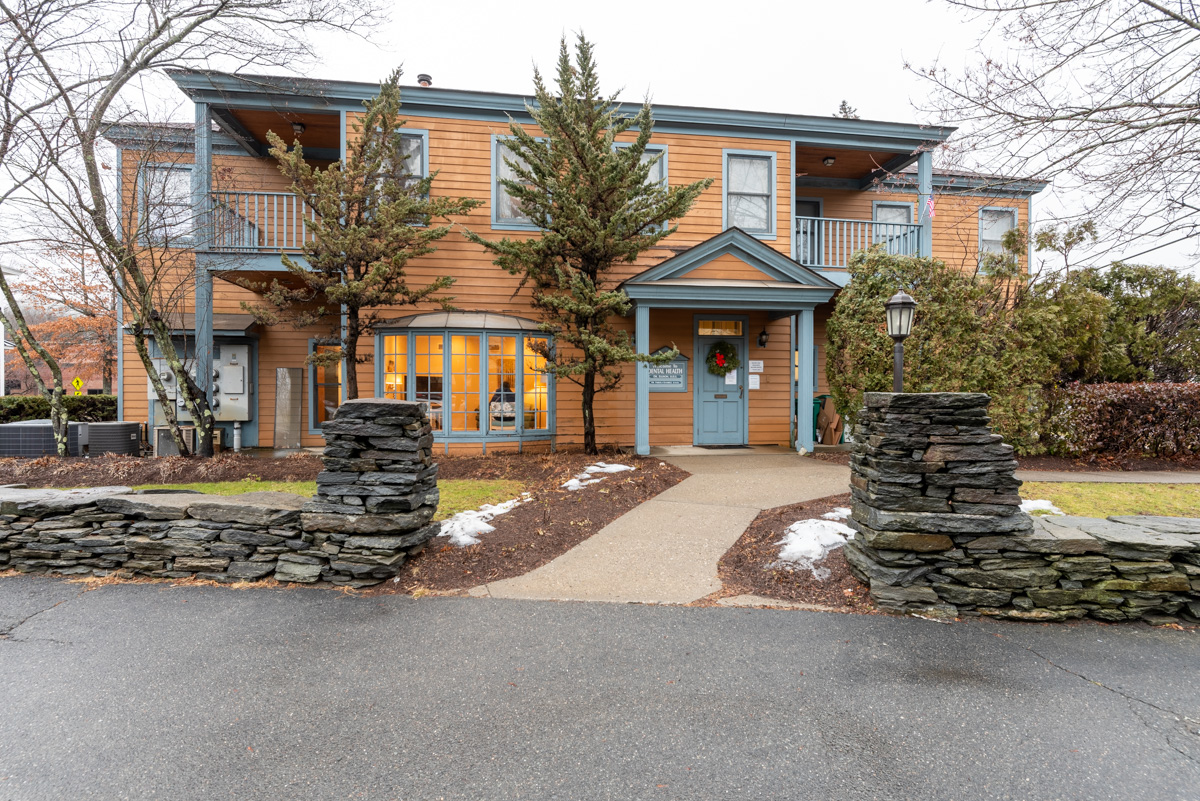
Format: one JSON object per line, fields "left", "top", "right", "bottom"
{"left": 211, "top": 191, "right": 317, "bottom": 252}
{"left": 794, "top": 216, "right": 922, "bottom": 269}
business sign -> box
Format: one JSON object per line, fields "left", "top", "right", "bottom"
{"left": 647, "top": 348, "right": 688, "bottom": 393}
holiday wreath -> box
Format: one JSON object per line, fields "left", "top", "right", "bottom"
{"left": 705, "top": 341, "right": 741, "bottom": 377}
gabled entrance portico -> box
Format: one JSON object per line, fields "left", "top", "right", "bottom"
{"left": 622, "top": 228, "right": 840, "bottom": 456}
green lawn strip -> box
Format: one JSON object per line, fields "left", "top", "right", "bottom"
{"left": 132, "top": 478, "right": 526, "bottom": 522}
{"left": 1021, "top": 481, "right": 1200, "bottom": 518}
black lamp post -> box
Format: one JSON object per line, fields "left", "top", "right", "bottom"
{"left": 884, "top": 290, "right": 917, "bottom": 392}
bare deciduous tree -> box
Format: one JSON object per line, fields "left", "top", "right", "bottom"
{"left": 909, "top": 0, "right": 1200, "bottom": 262}
{"left": 0, "top": 0, "right": 384, "bottom": 455}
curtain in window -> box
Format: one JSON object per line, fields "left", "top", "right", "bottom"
{"left": 980, "top": 209, "right": 1016, "bottom": 254}
{"left": 727, "top": 155, "right": 770, "bottom": 232}
{"left": 143, "top": 165, "right": 193, "bottom": 244}
{"left": 496, "top": 143, "right": 532, "bottom": 223}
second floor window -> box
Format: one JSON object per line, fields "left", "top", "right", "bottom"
{"left": 724, "top": 152, "right": 774, "bottom": 236}
{"left": 494, "top": 137, "right": 533, "bottom": 228}
{"left": 396, "top": 132, "right": 426, "bottom": 189}
{"left": 141, "top": 164, "right": 192, "bottom": 245}
{"left": 980, "top": 208, "right": 1017, "bottom": 256}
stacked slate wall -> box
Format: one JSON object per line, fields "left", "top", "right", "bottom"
{"left": 845, "top": 392, "right": 1200, "bottom": 623}
{"left": 0, "top": 398, "right": 440, "bottom": 588}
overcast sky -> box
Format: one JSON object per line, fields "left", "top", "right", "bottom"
{"left": 144, "top": 0, "right": 1194, "bottom": 271}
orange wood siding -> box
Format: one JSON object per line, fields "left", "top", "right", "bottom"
{"left": 117, "top": 111, "right": 1031, "bottom": 452}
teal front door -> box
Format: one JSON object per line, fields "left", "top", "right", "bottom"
{"left": 694, "top": 317, "right": 748, "bottom": 446}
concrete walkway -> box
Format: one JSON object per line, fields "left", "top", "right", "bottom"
{"left": 483, "top": 452, "right": 850, "bottom": 604}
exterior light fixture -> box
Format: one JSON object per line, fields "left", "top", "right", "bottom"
{"left": 417, "top": 74, "right": 433, "bottom": 87}
{"left": 884, "top": 289, "right": 917, "bottom": 392}
{"left": 757, "top": 328, "right": 769, "bottom": 348}
{"left": 291, "top": 122, "right": 306, "bottom": 136}
{"left": 822, "top": 156, "right": 836, "bottom": 167}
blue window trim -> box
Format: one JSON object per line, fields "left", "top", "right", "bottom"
{"left": 722, "top": 148, "right": 777, "bottom": 240}
{"left": 871, "top": 199, "right": 914, "bottom": 223}
{"left": 398, "top": 128, "right": 430, "bottom": 178}
{"left": 308, "top": 339, "right": 341, "bottom": 436}
{"left": 490, "top": 134, "right": 540, "bottom": 231}
{"left": 374, "top": 328, "right": 556, "bottom": 441}
{"left": 978, "top": 205, "right": 1018, "bottom": 258}
{"left": 139, "top": 162, "right": 194, "bottom": 246}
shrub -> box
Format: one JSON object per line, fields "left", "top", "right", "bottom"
{"left": 1043, "top": 383, "right": 1200, "bottom": 458}
{"left": 825, "top": 247, "right": 1104, "bottom": 453}
{"left": 0, "top": 394, "right": 117, "bottom": 424}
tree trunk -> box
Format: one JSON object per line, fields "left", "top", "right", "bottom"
{"left": 581, "top": 368, "right": 597, "bottom": 455}
{"left": 344, "top": 308, "right": 359, "bottom": 400}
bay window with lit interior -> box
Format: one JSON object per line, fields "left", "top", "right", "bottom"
{"left": 378, "top": 313, "right": 553, "bottom": 443}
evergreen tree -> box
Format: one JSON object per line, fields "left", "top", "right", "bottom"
{"left": 836, "top": 100, "right": 860, "bottom": 119}
{"left": 466, "top": 35, "right": 713, "bottom": 454}
{"left": 245, "top": 69, "right": 481, "bottom": 399}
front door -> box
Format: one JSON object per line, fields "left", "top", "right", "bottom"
{"left": 694, "top": 317, "right": 748, "bottom": 446}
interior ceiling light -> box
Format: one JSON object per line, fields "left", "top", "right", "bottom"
{"left": 291, "top": 122, "right": 306, "bottom": 136}
{"left": 823, "top": 156, "right": 836, "bottom": 167}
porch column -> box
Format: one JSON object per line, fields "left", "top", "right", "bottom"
{"left": 789, "top": 313, "right": 798, "bottom": 448}
{"left": 635, "top": 303, "right": 650, "bottom": 456}
{"left": 192, "top": 102, "right": 213, "bottom": 405}
{"left": 797, "top": 307, "right": 815, "bottom": 452}
{"left": 917, "top": 148, "right": 933, "bottom": 258}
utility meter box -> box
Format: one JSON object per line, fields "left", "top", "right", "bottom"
{"left": 212, "top": 344, "right": 251, "bottom": 422}
{"left": 148, "top": 344, "right": 252, "bottom": 425}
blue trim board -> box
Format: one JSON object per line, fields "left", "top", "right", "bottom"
{"left": 635, "top": 305, "right": 650, "bottom": 456}
{"left": 797, "top": 308, "right": 815, "bottom": 452}
{"left": 625, "top": 227, "right": 838, "bottom": 289}
{"left": 721, "top": 148, "right": 777, "bottom": 239}
{"left": 871, "top": 199, "right": 914, "bottom": 223}
{"left": 166, "top": 70, "right": 955, "bottom": 151}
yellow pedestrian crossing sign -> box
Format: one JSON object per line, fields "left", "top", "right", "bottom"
{"left": 71, "top": 377, "right": 83, "bottom": 390}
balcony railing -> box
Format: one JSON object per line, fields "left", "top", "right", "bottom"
{"left": 795, "top": 216, "right": 922, "bottom": 269}
{"left": 211, "top": 191, "right": 317, "bottom": 252}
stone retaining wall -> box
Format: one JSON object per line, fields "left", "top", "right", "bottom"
{"left": 845, "top": 392, "right": 1200, "bottom": 624}
{"left": 0, "top": 398, "right": 439, "bottom": 588}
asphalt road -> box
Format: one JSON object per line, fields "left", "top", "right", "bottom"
{"left": 1, "top": 576, "right": 1198, "bottom": 801}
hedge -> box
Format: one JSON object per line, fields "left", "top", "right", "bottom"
{"left": 0, "top": 394, "right": 118, "bottom": 424}
{"left": 1043, "top": 383, "right": 1200, "bottom": 458}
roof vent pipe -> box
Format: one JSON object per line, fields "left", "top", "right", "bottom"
{"left": 417, "top": 74, "right": 432, "bottom": 87}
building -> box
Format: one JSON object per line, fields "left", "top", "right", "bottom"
{"left": 107, "top": 71, "right": 1045, "bottom": 455}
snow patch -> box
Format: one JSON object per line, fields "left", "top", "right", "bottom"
{"left": 772, "top": 518, "right": 856, "bottom": 580}
{"left": 438, "top": 493, "right": 531, "bottom": 547}
{"left": 821, "top": 507, "right": 852, "bottom": 521}
{"left": 561, "top": 462, "right": 635, "bottom": 491}
{"left": 1020, "top": 499, "right": 1065, "bottom": 516}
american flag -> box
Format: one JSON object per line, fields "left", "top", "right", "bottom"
{"left": 925, "top": 195, "right": 936, "bottom": 219}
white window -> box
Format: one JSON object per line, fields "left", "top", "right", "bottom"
{"left": 725, "top": 153, "right": 773, "bottom": 234}
{"left": 493, "top": 137, "right": 533, "bottom": 227}
{"left": 396, "top": 132, "right": 425, "bottom": 188}
{"left": 873, "top": 202, "right": 912, "bottom": 225}
{"left": 141, "top": 164, "right": 192, "bottom": 244}
{"left": 980, "top": 208, "right": 1017, "bottom": 255}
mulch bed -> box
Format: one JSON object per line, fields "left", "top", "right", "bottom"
{"left": 713, "top": 492, "right": 877, "bottom": 613}
{"left": 808, "top": 450, "right": 1200, "bottom": 472}
{"left": 0, "top": 452, "right": 324, "bottom": 487}
{"left": 375, "top": 451, "right": 690, "bottom": 595}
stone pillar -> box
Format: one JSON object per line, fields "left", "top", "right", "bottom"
{"left": 301, "top": 398, "right": 440, "bottom": 587}
{"left": 844, "top": 392, "right": 1032, "bottom": 616}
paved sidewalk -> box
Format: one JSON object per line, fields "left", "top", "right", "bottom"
{"left": 1016, "top": 469, "right": 1200, "bottom": 483}
{"left": 484, "top": 453, "right": 850, "bottom": 604}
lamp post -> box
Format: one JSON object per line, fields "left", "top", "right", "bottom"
{"left": 884, "top": 290, "right": 917, "bottom": 393}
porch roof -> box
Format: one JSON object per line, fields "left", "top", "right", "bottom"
{"left": 622, "top": 228, "right": 839, "bottom": 310}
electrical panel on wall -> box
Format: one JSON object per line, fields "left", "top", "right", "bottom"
{"left": 147, "top": 345, "right": 252, "bottom": 425}
{"left": 211, "top": 345, "right": 250, "bottom": 422}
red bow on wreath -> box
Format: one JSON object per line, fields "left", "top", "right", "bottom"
{"left": 715, "top": 354, "right": 726, "bottom": 367}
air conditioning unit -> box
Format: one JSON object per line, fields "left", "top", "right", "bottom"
{"left": 153, "top": 425, "right": 195, "bottom": 457}
{"left": 152, "top": 426, "right": 224, "bottom": 457}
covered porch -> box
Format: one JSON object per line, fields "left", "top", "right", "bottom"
{"left": 622, "top": 229, "right": 839, "bottom": 456}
